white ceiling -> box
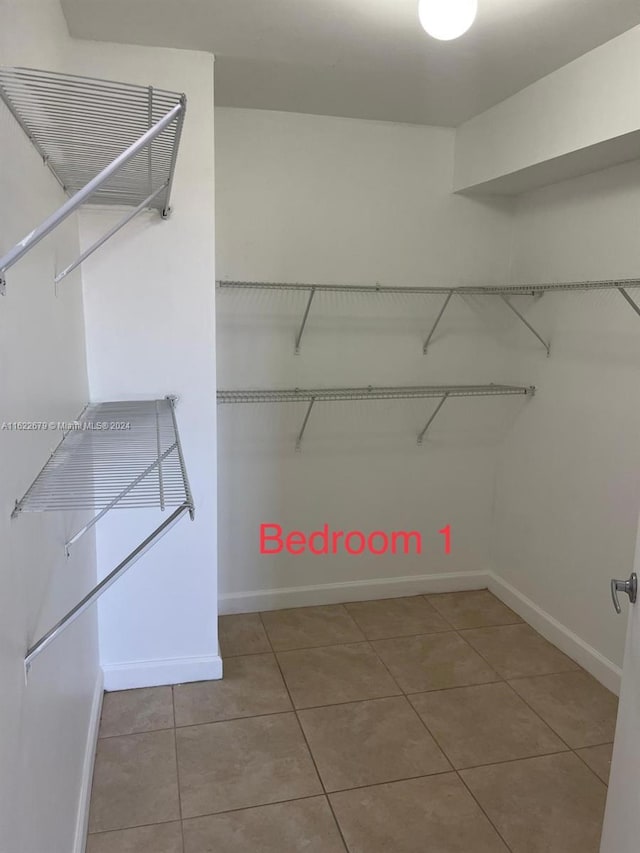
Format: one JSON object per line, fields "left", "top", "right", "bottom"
{"left": 61, "top": 0, "right": 640, "bottom": 126}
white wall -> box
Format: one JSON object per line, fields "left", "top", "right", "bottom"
{"left": 215, "top": 107, "right": 528, "bottom": 611}
{"left": 0, "top": 3, "right": 100, "bottom": 852}
{"left": 454, "top": 25, "right": 640, "bottom": 193}
{"left": 75, "top": 43, "right": 219, "bottom": 689}
{"left": 492, "top": 158, "right": 640, "bottom": 675}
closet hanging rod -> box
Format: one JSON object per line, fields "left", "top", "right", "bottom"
{"left": 217, "top": 384, "right": 535, "bottom": 450}
{"left": 0, "top": 67, "right": 187, "bottom": 293}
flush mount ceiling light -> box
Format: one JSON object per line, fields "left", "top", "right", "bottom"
{"left": 418, "top": 0, "right": 478, "bottom": 40}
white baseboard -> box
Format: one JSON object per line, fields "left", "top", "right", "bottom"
{"left": 219, "top": 571, "right": 491, "bottom": 614}
{"left": 102, "top": 654, "right": 223, "bottom": 691}
{"left": 219, "top": 569, "right": 621, "bottom": 695}
{"left": 74, "top": 670, "right": 104, "bottom": 853}
{"left": 487, "top": 572, "right": 622, "bottom": 695}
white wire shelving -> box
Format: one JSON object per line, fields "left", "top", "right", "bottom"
{"left": 0, "top": 67, "right": 187, "bottom": 293}
{"left": 12, "top": 397, "right": 194, "bottom": 671}
{"left": 217, "top": 383, "right": 535, "bottom": 450}
{"left": 218, "top": 278, "right": 640, "bottom": 357}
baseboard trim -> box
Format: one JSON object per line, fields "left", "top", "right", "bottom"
{"left": 74, "top": 670, "right": 104, "bottom": 853}
{"left": 220, "top": 569, "right": 621, "bottom": 694}
{"left": 219, "top": 571, "right": 491, "bottom": 614}
{"left": 487, "top": 572, "right": 622, "bottom": 695}
{"left": 102, "top": 654, "right": 223, "bottom": 691}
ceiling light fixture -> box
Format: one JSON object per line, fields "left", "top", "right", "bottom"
{"left": 418, "top": 0, "right": 478, "bottom": 41}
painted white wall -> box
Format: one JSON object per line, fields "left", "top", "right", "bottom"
{"left": 0, "top": 3, "right": 100, "bottom": 852}
{"left": 215, "top": 107, "right": 528, "bottom": 611}
{"left": 454, "top": 25, "right": 640, "bottom": 193}
{"left": 492, "top": 158, "right": 640, "bottom": 673}
{"left": 74, "top": 43, "right": 220, "bottom": 689}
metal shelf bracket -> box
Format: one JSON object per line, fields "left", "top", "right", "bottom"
{"left": 296, "top": 396, "right": 316, "bottom": 450}
{"left": 417, "top": 393, "right": 449, "bottom": 444}
{"left": 500, "top": 295, "right": 550, "bottom": 356}
{"left": 618, "top": 287, "right": 640, "bottom": 318}
{"left": 423, "top": 290, "right": 454, "bottom": 354}
{"left": 25, "top": 502, "right": 191, "bottom": 675}
{"left": 295, "top": 287, "right": 316, "bottom": 354}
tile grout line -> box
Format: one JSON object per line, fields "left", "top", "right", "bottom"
{"left": 258, "top": 610, "right": 351, "bottom": 853}
{"left": 453, "top": 630, "right": 612, "bottom": 789}
{"left": 455, "top": 769, "right": 516, "bottom": 853}
{"left": 371, "top": 644, "right": 515, "bottom": 853}
{"left": 571, "top": 745, "right": 612, "bottom": 786}
{"left": 86, "top": 817, "right": 186, "bottom": 839}
{"left": 171, "top": 686, "right": 187, "bottom": 853}
{"left": 363, "top": 629, "right": 516, "bottom": 852}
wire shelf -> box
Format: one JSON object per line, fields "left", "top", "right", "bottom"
{"left": 218, "top": 278, "right": 640, "bottom": 356}
{"left": 13, "top": 398, "right": 193, "bottom": 515}
{"left": 218, "top": 278, "right": 640, "bottom": 295}
{"left": 218, "top": 384, "right": 535, "bottom": 449}
{"left": 12, "top": 397, "right": 194, "bottom": 670}
{"left": 217, "top": 384, "right": 535, "bottom": 404}
{"left": 0, "top": 67, "right": 185, "bottom": 212}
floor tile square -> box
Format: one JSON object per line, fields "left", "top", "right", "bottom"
{"left": 261, "top": 605, "right": 365, "bottom": 651}
{"left": 88, "top": 730, "right": 180, "bottom": 833}
{"left": 576, "top": 743, "right": 614, "bottom": 784}
{"left": 176, "top": 713, "right": 322, "bottom": 817}
{"left": 372, "top": 632, "right": 498, "bottom": 693}
{"left": 298, "top": 696, "right": 450, "bottom": 791}
{"left": 509, "top": 671, "right": 618, "bottom": 747}
{"left": 173, "top": 653, "right": 291, "bottom": 726}
{"left": 219, "top": 613, "right": 271, "bottom": 657}
{"left": 86, "top": 822, "right": 183, "bottom": 853}
{"left": 99, "top": 687, "right": 174, "bottom": 738}
{"left": 329, "top": 775, "right": 509, "bottom": 852}
{"left": 461, "top": 752, "right": 607, "bottom": 853}
{"left": 461, "top": 624, "right": 579, "bottom": 679}
{"left": 344, "top": 596, "right": 449, "bottom": 639}
{"left": 277, "top": 643, "right": 400, "bottom": 708}
{"left": 182, "top": 798, "right": 346, "bottom": 853}
{"left": 426, "top": 590, "right": 522, "bottom": 629}
{"left": 409, "top": 682, "right": 565, "bottom": 768}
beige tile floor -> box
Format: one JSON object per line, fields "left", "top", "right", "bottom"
{"left": 86, "top": 590, "right": 616, "bottom": 853}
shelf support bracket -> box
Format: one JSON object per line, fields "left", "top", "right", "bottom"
{"left": 25, "top": 503, "right": 191, "bottom": 674}
{"left": 423, "top": 290, "right": 454, "bottom": 354}
{"left": 0, "top": 101, "right": 184, "bottom": 293}
{"left": 54, "top": 183, "right": 169, "bottom": 284}
{"left": 500, "top": 295, "right": 550, "bottom": 356}
{"left": 618, "top": 287, "right": 640, "bottom": 318}
{"left": 417, "top": 393, "right": 449, "bottom": 445}
{"left": 296, "top": 396, "right": 316, "bottom": 450}
{"left": 295, "top": 287, "right": 316, "bottom": 354}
